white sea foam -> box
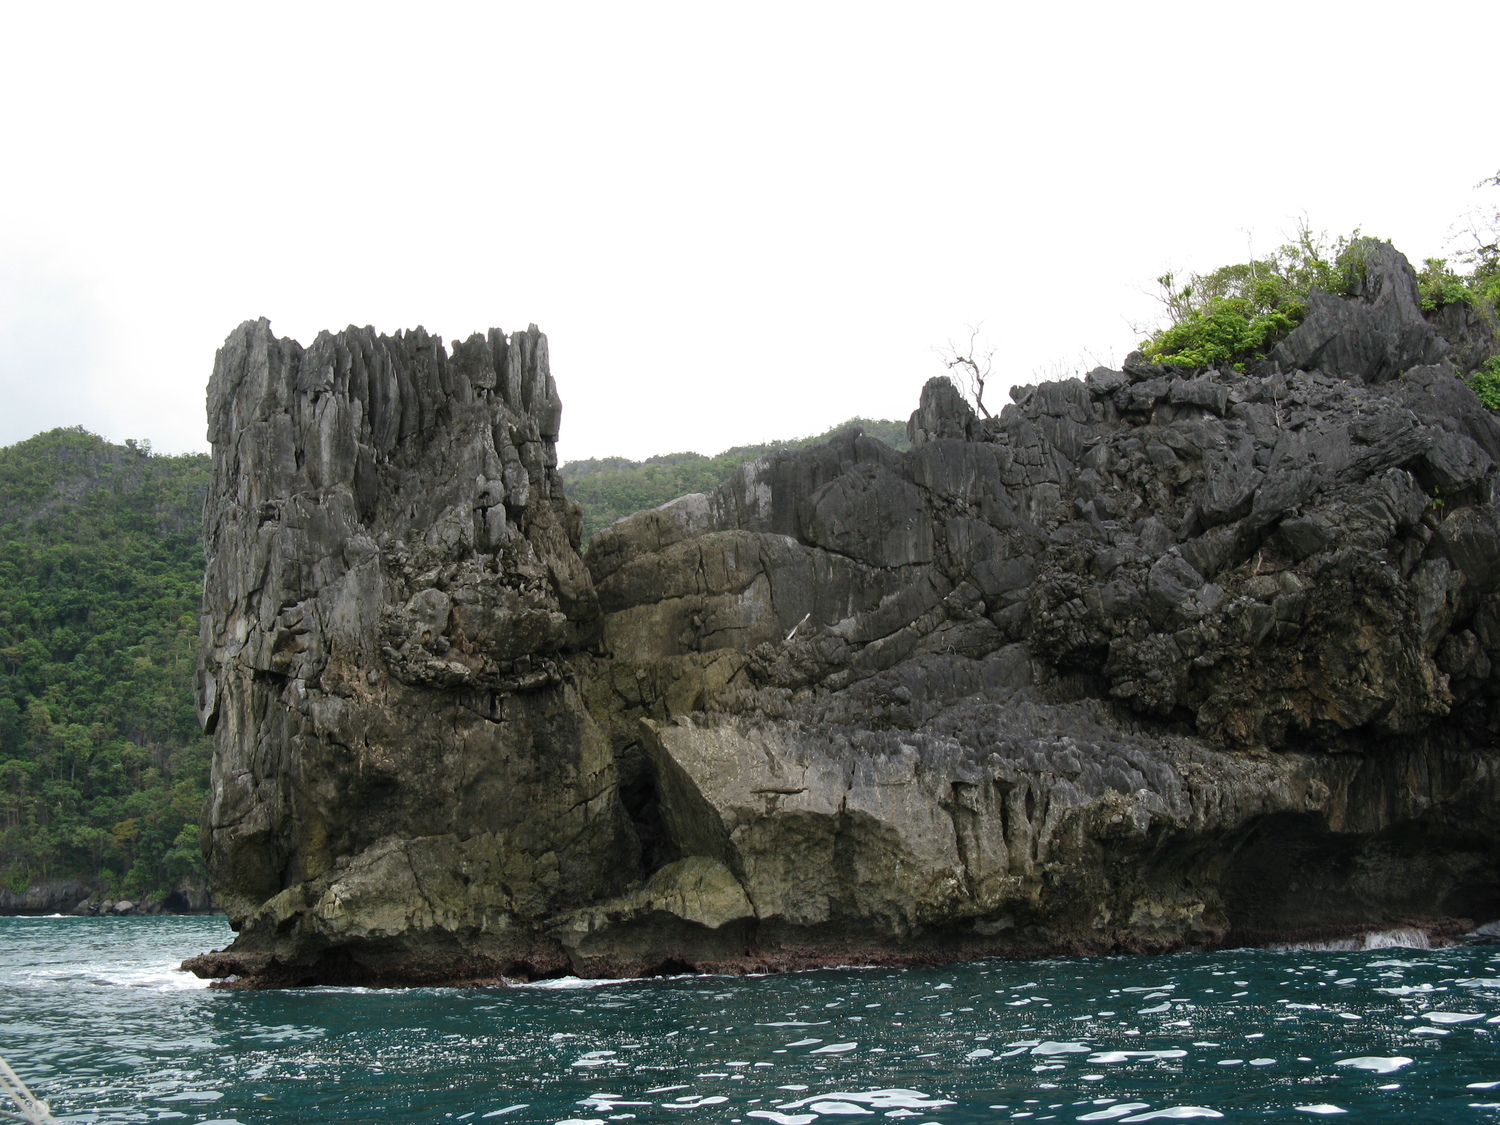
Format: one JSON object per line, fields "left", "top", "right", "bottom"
{"left": 577, "top": 1096, "right": 648, "bottom": 1109}
{"left": 242, "top": 1024, "right": 325, "bottom": 1044}
{"left": 1120, "top": 1110, "right": 1222, "bottom": 1121}
{"left": 1086, "top": 1050, "right": 1188, "bottom": 1063}
{"left": 521, "top": 975, "right": 649, "bottom": 990}
{"left": 1335, "top": 1056, "right": 1413, "bottom": 1074}
{"left": 1424, "top": 1012, "right": 1484, "bottom": 1023}
{"left": 1031, "top": 1041, "right": 1090, "bottom": 1055}
{"left": 1293, "top": 1106, "right": 1347, "bottom": 1115}
{"left": 1078, "top": 1105, "right": 1149, "bottom": 1121}
{"left": 758, "top": 1021, "right": 832, "bottom": 1027}
{"left": 1268, "top": 928, "right": 1430, "bottom": 952}
{"left": 808, "top": 1042, "right": 857, "bottom": 1054}
{"left": 776, "top": 1090, "right": 953, "bottom": 1111}
{"left": 1364, "top": 928, "right": 1432, "bottom": 950}
{"left": 570, "top": 1050, "right": 620, "bottom": 1067}
{"left": 23, "top": 959, "right": 212, "bottom": 991}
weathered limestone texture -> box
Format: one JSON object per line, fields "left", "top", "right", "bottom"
{"left": 189, "top": 244, "right": 1500, "bottom": 987}
{"left": 190, "top": 321, "right": 619, "bottom": 985}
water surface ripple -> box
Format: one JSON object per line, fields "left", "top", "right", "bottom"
{"left": 4, "top": 917, "right": 1500, "bottom": 1123}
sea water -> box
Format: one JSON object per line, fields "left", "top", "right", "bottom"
{"left": 3, "top": 917, "right": 1500, "bottom": 1124}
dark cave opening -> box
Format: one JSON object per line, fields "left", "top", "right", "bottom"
{"left": 1220, "top": 810, "right": 1500, "bottom": 944}
{"left": 614, "top": 740, "right": 680, "bottom": 878}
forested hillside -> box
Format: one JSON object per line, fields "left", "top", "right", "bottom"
{"left": 562, "top": 417, "right": 909, "bottom": 540}
{"left": 0, "top": 429, "right": 210, "bottom": 902}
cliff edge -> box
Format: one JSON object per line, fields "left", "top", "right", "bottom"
{"left": 187, "top": 245, "right": 1500, "bottom": 987}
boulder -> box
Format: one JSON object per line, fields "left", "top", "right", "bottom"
{"left": 0, "top": 879, "right": 93, "bottom": 916}
{"left": 1270, "top": 240, "right": 1449, "bottom": 381}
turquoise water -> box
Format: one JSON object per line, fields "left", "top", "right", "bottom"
{"left": 3, "top": 918, "right": 1500, "bottom": 1123}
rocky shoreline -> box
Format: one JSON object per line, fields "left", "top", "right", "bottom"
{"left": 1, "top": 880, "right": 216, "bottom": 917}
{"left": 186, "top": 242, "right": 1500, "bottom": 988}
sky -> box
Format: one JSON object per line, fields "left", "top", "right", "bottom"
{"left": 2, "top": 3, "right": 1497, "bottom": 464}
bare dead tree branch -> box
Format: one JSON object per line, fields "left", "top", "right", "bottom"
{"left": 1447, "top": 169, "right": 1500, "bottom": 267}
{"left": 936, "top": 323, "right": 996, "bottom": 418}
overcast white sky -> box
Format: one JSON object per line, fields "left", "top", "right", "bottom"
{"left": 2, "top": 2, "right": 1497, "bottom": 463}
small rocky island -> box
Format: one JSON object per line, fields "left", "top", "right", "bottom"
{"left": 186, "top": 243, "right": 1500, "bottom": 987}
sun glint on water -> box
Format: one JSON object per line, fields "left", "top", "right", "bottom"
{"left": 4, "top": 916, "right": 1500, "bottom": 1124}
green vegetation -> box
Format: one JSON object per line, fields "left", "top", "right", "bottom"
{"left": 1453, "top": 169, "right": 1500, "bottom": 409}
{"left": 1467, "top": 356, "right": 1500, "bottom": 410}
{"left": 0, "top": 417, "right": 910, "bottom": 897}
{"left": 1423, "top": 173, "right": 1500, "bottom": 409}
{"left": 1141, "top": 228, "right": 1371, "bottom": 371}
{"left": 562, "top": 417, "right": 910, "bottom": 541}
{"left": 1142, "top": 185, "right": 1500, "bottom": 382}
{"left": 1415, "top": 256, "right": 1500, "bottom": 315}
{"left": 0, "top": 428, "right": 211, "bottom": 901}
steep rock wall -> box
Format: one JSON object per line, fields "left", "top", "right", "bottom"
{"left": 189, "top": 246, "right": 1500, "bottom": 986}
{"left": 192, "top": 321, "right": 641, "bottom": 983}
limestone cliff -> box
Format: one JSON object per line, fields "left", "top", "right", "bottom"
{"left": 188, "top": 246, "right": 1500, "bottom": 987}
{"left": 192, "top": 321, "right": 616, "bottom": 982}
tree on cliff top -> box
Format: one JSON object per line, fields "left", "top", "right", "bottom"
{"left": 1140, "top": 225, "right": 1370, "bottom": 371}
{"left": 1451, "top": 169, "right": 1500, "bottom": 276}
{"left": 938, "top": 326, "right": 997, "bottom": 419}
{"left": 1141, "top": 198, "right": 1500, "bottom": 379}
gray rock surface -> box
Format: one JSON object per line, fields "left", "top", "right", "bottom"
{"left": 0, "top": 879, "right": 92, "bottom": 915}
{"left": 188, "top": 245, "right": 1500, "bottom": 987}
{"left": 0, "top": 880, "right": 214, "bottom": 916}
{"left": 188, "top": 319, "right": 631, "bottom": 985}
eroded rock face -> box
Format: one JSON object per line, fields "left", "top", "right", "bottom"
{"left": 190, "top": 245, "right": 1500, "bottom": 987}
{"left": 192, "top": 320, "right": 632, "bottom": 984}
